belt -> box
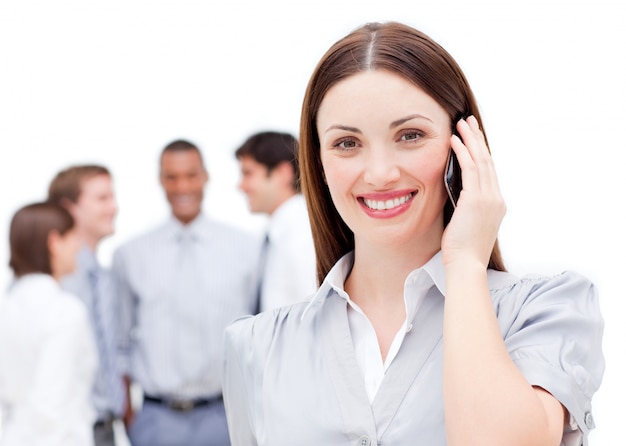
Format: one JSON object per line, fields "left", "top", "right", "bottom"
{"left": 94, "top": 413, "right": 116, "bottom": 428}
{"left": 143, "top": 393, "right": 223, "bottom": 412}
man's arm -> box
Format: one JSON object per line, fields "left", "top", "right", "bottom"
{"left": 111, "top": 248, "right": 136, "bottom": 428}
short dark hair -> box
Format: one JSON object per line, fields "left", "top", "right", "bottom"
{"left": 235, "top": 131, "right": 300, "bottom": 192}
{"left": 161, "top": 139, "right": 205, "bottom": 166}
{"left": 48, "top": 164, "right": 111, "bottom": 205}
{"left": 9, "top": 202, "right": 75, "bottom": 278}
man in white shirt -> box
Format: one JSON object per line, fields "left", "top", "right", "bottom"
{"left": 235, "top": 131, "right": 317, "bottom": 311}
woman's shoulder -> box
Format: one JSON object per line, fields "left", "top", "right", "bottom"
{"left": 227, "top": 301, "right": 311, "bottom": 336}
{"left": 225, "top": 301, "right": 314, "bottom": 356}
{"left": 1, "top": 276, "right": 90, "bottom": 337}
{"left": 490, "top": 269, "right": 601, "bottom": 330}
{"left": 494, "top": 269, "right": 604, "bottom": 439}
{"left": 489, "top": 269, "right": 595, "bottom": 299}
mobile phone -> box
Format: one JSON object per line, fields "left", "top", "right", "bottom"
{"left": 444, "top": 148, "right": 462, "bottom": 207}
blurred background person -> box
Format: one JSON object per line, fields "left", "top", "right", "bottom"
{"left": 112, "top": 139, "right": 260, "bottom": 446}
{"left": 235, "top": 131, "right": 317, "bottom": 312}
{"left": 0, "top": 202, "right": 97, "bottom": 446}
{"left": 47, "top": 165, "right": 126, "bottom": 445}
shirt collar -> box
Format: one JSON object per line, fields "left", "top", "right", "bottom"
{"left": 166, "top": 213, "right": 208, "bottom": 242}
{"left": 302, "top": 250, "right": 446, "bottom": 320}
{"left": 76, "top": 245, "right": 99, "bottom": 273}
{"left": 301, "top": 252, "right": 353, "bottom": 319}
{"left": 421, "top": 250, "right": 447, "bottom": 296}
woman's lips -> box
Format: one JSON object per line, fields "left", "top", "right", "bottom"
{"left": 358, "top": 191, "right": 416, "bottom": 218}
{"left": 361, "top": 192, "right": 414, "bottom": 210}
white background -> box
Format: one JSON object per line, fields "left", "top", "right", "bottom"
{"left": 1, "top": 0, "right": 623, "bottom": 443}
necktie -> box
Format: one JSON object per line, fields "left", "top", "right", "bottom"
{"left": 88, "top": 267, "right": 125, "bottom": 416}
{"left": 177, "top": 231, "right": 195, "bottom": 297}
{"left": 254, "top": 233, "right": 270, "bottom": 314}
{"left": 173, "top": 230, "right": 209, "bottom": 394}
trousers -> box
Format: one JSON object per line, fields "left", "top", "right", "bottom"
{"left": 127, "top": 398, "right": 230, "bottom": 446}
{"left": 94, "top": 417, "right": 116, "bottom": 446}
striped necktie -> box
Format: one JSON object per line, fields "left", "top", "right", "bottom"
{"left": 88, "top": 267, "right": 125, "bottom": 416}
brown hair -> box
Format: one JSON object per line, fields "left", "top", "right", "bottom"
{"left": 299, "top": 22, "right": 505, "bottom": 283}
{"left": 235, "top": 131, "right": 301, "bottom": 192}
{"left": 48, "top": 164, "right": 111, "bottom": 205}
{"left": 9, "top": 202, "right": 75, "bottom": 277}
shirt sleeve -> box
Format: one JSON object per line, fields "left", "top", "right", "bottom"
{"left": 223, "top": 315, "right": 259, "bottom": 446}
{"left": 111, "top": 248, "right": 135, "bottom": 375}
{"left": 502, "top": 271, "right": 605, "bottom": 445}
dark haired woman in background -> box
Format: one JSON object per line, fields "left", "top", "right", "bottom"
{"left": 0, "top": 202, "right": 97, "bottom": 446}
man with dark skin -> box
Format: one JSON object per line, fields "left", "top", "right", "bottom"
{"left": 112, "top": 140, "right": 260, "bottom": 446}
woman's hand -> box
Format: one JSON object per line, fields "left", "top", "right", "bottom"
{"left": 441, "top": 116, "right": 506, "bottom": 270}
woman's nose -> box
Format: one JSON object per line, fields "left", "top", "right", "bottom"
{"left": 362, "top": 148, "right": 401, "bottom": 187}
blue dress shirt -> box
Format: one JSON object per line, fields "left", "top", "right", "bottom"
{"left": 62, "top": 246, "right": 125, "bottom": 420}
{"left": 112, "top": 214, "right": 261, "bottom": 400}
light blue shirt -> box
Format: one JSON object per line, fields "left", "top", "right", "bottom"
{"left": 223, "top": 251, "right": 605, "bottom": 446}
{"left": 112, "top": 214, "right": 260, "bottom": 400}
{"left": 62, "top": 247, "right": 125, "bottom": 419}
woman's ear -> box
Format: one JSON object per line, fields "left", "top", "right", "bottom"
{"left": 47, "top": 229, "right": 61, "bottom": 259}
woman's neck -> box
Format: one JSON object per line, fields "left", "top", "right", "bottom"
{"left": 346, "top": 237, "right": 439, "bottom": 308}
{"left": 345, "top": 239, "right": 439, "bottom": 362}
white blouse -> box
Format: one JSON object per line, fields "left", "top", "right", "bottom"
{"left": 0, "top": 274, "right": 97, "bottom": 446}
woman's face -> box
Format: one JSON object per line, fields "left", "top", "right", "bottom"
{"left": 316, "top": 69, "right": 452, "bottom": 249}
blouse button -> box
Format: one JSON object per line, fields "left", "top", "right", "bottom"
{"left": 358, "top": 435, "right": 371, "bottom": 446}
{"left": 584, "top": 412, "right": 594, "bottom": 429}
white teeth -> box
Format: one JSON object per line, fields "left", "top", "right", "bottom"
{"left": 363, "top": 193, "right": 413, "bottom": 210}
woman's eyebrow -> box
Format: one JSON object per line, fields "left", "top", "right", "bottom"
{"left": 324, "top": 124, "right": 362, "bottom": 134}
{"left": 390, "top": 113, "right": 433, "bottom": 129}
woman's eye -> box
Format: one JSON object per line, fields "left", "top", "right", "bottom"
{"left": 400, "top": 130, "right": 422, "bottom": 142}
{"left": 335, "top": 138, "right": 358, "bottom": 150}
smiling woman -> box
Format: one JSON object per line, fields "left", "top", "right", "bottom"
{"left": 221, "top": 21, "right": 605, "bottom": 446}
{"left": 318, "top": 70, "right": 452, "bottom": 253}
{"left": 0, "top": 2, "right": 621, "bottom": 444}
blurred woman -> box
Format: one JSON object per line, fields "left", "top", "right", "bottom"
{"left": 0, "top": 202, "right": 97, "bottom": 446}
